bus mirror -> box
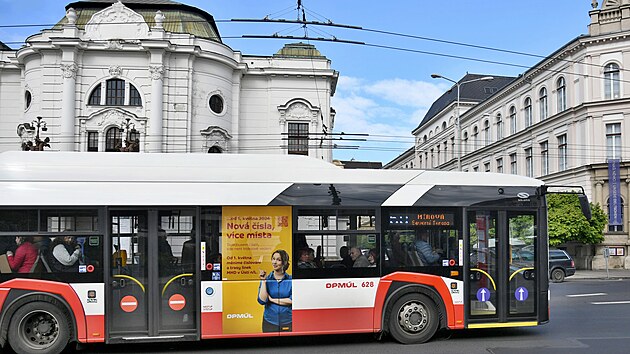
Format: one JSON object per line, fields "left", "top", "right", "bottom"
{"left": 578, "top": 194, "right": 592, "bottom": 221}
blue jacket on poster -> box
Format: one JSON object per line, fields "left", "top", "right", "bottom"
{"left": 257, "top": 272, "right": 292, "bottom": 325}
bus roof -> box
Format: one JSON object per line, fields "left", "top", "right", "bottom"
{"left": 0, "top": 152, "right": 543, "bottom": 206}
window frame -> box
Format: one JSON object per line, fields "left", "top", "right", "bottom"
{"left": 539, "top": 87, "right": 548, "bottom": 120}
{"left": 557, "top": 134, "right": 567, "bottom": 171}
{"left": 606, "top": 122, "right": 622, "bottom": 160}
{"left": 556, "top": 77, "right": 566, "bottom": 113}
{"left": 604, "top": 63, "right": 620, "bottom": 100}
{"left": 524, "top": 97, "right": 532, "bottom": 128}
{"left": 288, "top": 122, "right": 309, "bottom": 156}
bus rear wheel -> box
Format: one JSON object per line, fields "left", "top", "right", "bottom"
{"left": 8, "top": 301, "right": 71, "bottom": 354}
{"left": 388, "top": 293, "right": 439, "bottom": 344}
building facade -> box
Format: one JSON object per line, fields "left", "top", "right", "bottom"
{"left": 0, "top": 0, "right": 338, "bottom": 159}
{"left": 385, "top": 0, "right": 630, "bottom": 269}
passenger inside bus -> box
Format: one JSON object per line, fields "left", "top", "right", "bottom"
{"left": 414, "top": 230, "right": 442, "bottom": 266}
{"left": 349, "top": 247, "right": 369, "bottom": 268}
{"left": 367, "top": 248, "right": 378, "bottom": 267}
{"left": 338, "top": 246, "right": 353, "bottom": 268}
{"left": 6, "top": 236, "right": 37, "bottom": 273}
{"left": 297, "top": 248, "right": 317, "bottom": 269}
{"left": 49, "top": 236, "right": 82, "bottom": 272}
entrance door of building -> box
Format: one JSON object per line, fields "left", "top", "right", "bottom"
{"left": 466, "top": 209, "right": 538, "bottom": 326}
{"left": 107, "top": 208, "right": 198, "bottom": 342}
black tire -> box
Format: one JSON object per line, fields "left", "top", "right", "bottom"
{"left": 8, "top": 301, "right": 71, "bottom": 354}
{"left": 551, "top": 268, "right": 565, "bottom": 283}
{"left": 388, "top": 293, "right": 439, "bottom": 344}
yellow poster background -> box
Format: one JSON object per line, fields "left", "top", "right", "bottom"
{"left": 222, "top": 206, "right": 292, "bottom": 334}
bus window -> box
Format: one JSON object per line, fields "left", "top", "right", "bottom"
{"left": 383, "top": 208, "right": 462, "bottom": 271}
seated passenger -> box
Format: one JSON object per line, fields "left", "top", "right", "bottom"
{"left": 350, "top": 247, "right": 370, "bottom": 268}
{"left": 297, "top": 248, "right": 316, "bottom": 269}
{"left": 368, "top": 248, "right": 378, "bottom": 267}
{"left": 339, "top": 246, "right": 353, "bottom": 268}
{"left": 49, "top": 236, "right": 82, "bottom": 272}
{"left": 6, "top": 236, "right": 37, "bottom": 273}
{"left": 414, "top": 231, "right": 441, "bottom": 266}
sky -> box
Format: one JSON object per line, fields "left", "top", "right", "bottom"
{"left": 0, "top": 0, "right": 595, "bottom": 163}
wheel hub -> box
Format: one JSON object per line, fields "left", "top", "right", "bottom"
{"left": 20, "top": 311, "right": 59, "bottom": 348}
{"left": 398, "top": 301, "right": 428, "bottom": 333}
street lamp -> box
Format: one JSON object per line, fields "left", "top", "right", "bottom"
{"left": 17, "top": 116, "right": 49, "bottom": 151}
{"left": 431, "top": 74, "right": 494, "bottom": 171}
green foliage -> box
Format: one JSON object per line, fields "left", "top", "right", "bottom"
{"left": 547, "top": 194, "right": 607, "bottom": 246}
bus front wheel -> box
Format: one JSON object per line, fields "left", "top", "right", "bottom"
{"left": 8, "top": 301, "right": 71, "bottom": 354}
{"left": 388, "top": 293, "right": 439, "bottom": 344}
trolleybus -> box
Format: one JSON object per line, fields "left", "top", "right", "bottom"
{"left": 0, "top": 152, "right": 589, "bottom": 353}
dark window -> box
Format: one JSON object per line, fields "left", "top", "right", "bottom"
{"left": 0, "top": 209, "right": 38, "bottom": 232}
{"left": 88, "top": 84, "right": 102, "bottom": 105}
{"left": 208, "top": 146, "right": 222, "bottom": 153}
{"left": 129, "top": 84, "right": 142, "bottom": 106}
{"left": 209, "top": 94, "right": 224, "bottom": 114}
{"left": 106, "top": 79, "right": 125, "bottom": 106}
{"left": 288, "top": 122, "right": 309, "bottom": 155}
{"left": 25, "top": 91, "right": 32, "bottom": 110}
{"left": 87, "top": 132, "right": 98, "bottom": 152}
{"left": 105, "top": 127, "right": 122, "bottom": 152}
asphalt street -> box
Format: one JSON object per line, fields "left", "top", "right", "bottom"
{"left": 73, "top": 275, "right": 630, "bottom": 354}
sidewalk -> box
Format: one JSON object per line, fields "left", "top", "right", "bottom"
{"left": 569, "top": 268, "right": 630, "bottom": 280}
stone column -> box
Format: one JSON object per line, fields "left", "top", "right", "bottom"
{"left": 594, "top": 180, "right": 605, "bottom": 206}
{"left": 149, "top": 65, "right": 164, "bottom": 152}
{"left": 60, "top": 62, "right": 78, "bottom": 151}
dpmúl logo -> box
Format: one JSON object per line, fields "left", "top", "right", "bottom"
{"left": 226, "top": 313, "right": 254, "bottom": 319}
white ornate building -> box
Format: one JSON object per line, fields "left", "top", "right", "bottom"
{"left": 385, "top": 0, "right": 630, "bottom": 269}
{"left": 0, "top": 0, "right": 338, "bottom": 159}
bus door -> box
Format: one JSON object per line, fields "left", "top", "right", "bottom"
{"left": 466, "top": 209, "right": 538, "bottom": 326}
{"left": 107, "top": 209, "right": 198, "bottom": 342}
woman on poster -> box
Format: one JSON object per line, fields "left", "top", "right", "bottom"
{"left": 257, "top": 249, "right": 292, "bottom": 332}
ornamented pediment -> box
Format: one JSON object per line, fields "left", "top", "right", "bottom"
{"left": 85, "top": 108, "right": 145, "bottom": 131}
{"left": 277, "top": 99, "right": 320, "bottom": 125}
{"left": 200, "top": 126, "right": 232, "bottom": 152}
{"left": 85, "top": 1, "right": 150, "bottom": 41}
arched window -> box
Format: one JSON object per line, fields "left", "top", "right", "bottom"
{"left": 556, "top": 77, "right": 566, "bottom": 112}
{"left": 208, "top": 146, "right": 223, "bottom": 153}
{"left": 105, "top": 127, "right": 122, "bottom": 152}
{"left": 472, "top": 126, "right": 479, "bottom": 150}
{"left": 483, "top": 120, "right": 490, "bottom": 146}
{"left": 524, "top": 97, "right": 532, "bottom": 127}
{"left": 24, "top": 90, "right": 32, "bottom": 110}
{"left": 463, "top": 131, "right": 469, "bottom": 154}
{"left": 539, "top": 87, "right": 548, "bottom": 120}
{"left": 106, "top": 79, "right": 125, "bottom": 105}
{"left": 442, "top": 122, "right": 447, "bottom": 131}
{"left": 509, "top": 106, "right": 517, "bottom": 134}
{"left": 607, "top": 197, "right": 625, "bottom": 232}
{"left": 604, "top": 63, "right": 620, "bottom": 99}
{"left": 88, "top": 80, "right": 142, "bottom": 106}
{"left": 423, "top": 135, "right": 427, "bottom": 143}
{"left": 88, "top": 84, "right": 101, "bottom": 105}
{"left": 495, "top": 113, "right": 503, "bottom": 140}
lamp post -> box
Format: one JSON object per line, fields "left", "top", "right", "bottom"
{"left": 119, "top": 117, "right": 136, "bottom": 151}
{"left": 431, "top": 74, "right": 494, "bottom": 171}
{"left": 17, "top": 116, "right": 49, "bottom": 151}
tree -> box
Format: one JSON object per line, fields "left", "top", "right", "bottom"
{"left": 547, "top": 194, "right": 607, "bottom": 246}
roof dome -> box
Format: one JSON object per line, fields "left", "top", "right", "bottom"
{"left": 58, "top": 0, "right": 221, "bottom": 42}
{"left": 274, "top": 42, "right": 325, "bottom": 59}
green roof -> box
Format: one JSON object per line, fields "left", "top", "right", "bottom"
{"left": 274, "top": 43, "right": 325, "bottom": 59}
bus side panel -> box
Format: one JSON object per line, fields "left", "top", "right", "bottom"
{"left": 70, "top": 284, "right": 104, "bottom": 343}
{"left": 292, "top": 278, "right": 380, "bottom": 333}
{"left": 0, "top": 288, "right": 9, "bottom": 311}
{"left": 0, "top": 279, "right": 88, "bottom": 342}
{"left": 381, "top": 272, "right": 463, "bottom": 329}
{"left": 200, "top": 281, "right": 223, "bottom": 339}
{"left": 372, "top": 279, "right": 393, "bottom": 331}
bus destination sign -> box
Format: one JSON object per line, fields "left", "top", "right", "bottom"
{"left": 389, "top": 213, "right": 455, "bottom": 227}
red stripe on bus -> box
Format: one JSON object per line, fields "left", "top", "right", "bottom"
{"left": 381, "top": 272, "right": 456, "bottom": 328}
{"left": 372, "top": 279, "right": 392, "bottom": 331}
{"left": 0, "top": 279, "right": 87, "bottom": 342}
{"left": 200, "top": 312, "right": 223, "bottom": 338}
{"left": 293, "top": 307, "right": 373, "bottom": 332}
{"left": 85, "top": 315, "right": 105, "bottom": 343}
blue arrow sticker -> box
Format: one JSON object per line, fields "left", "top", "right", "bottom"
{"left": 515, "top": 287, "right": 529, "bottom": 301}
{"left": 476, "top": 287, "right": 490, "bottom": 302}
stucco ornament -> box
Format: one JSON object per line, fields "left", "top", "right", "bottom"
{"left": 200, "top": 126, "right": 232, "bottom": 152}
{"left": 154, "top": 11, "right": 166, "bottom": 29}
{"left": 60, "top": 63, "right": 78, "bottom": 79}
{"left": 109, "top": 65, "right": 123, "bottom": 77}
{"left": 285, "top": 102, "right": 310, "bottom": 120}
{"left": 85, "top": 1, "right": 150, "bottom": 40}
{"left": 149, "top": 65, "right": 164, "bottom": 80}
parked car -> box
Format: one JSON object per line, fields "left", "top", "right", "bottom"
{"left": 549, "top": 249, "right": 575, "bottom": 282}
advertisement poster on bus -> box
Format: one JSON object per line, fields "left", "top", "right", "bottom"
{"left": 221, "top": 206, "right": 292, "bottom": 334}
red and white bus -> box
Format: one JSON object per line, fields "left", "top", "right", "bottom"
{"left": 0, "top": 152, "right": 586, "bottom": 353}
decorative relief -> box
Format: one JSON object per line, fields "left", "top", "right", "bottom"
{"left": 85, "top": 1, "right": 149, "bottom": 40}
{"left": 200, "top": 126, "right": 232, "bottom": 152}
{"left": 149, "top": 65, "right": 164, "bottom": 80}
{"left": 277, "top": 99, "right": 320, "bottom": 126}
{"left": 60, "top": 63, "right": 78, "bottom": 79}
{"left": 105, "top": 40, "right": 124, "bottom": 50}
{"left": 109, "top": 65, "right": 123, "bottom": 77}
